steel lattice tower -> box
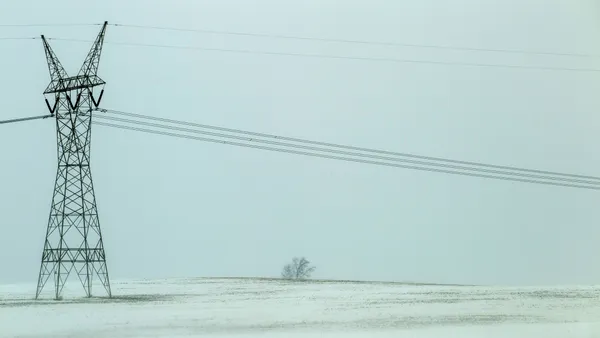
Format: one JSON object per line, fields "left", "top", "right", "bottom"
{"left": 36, "top": 22, "right": 111, "bottom": 299}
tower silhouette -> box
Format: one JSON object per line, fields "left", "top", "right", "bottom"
{"left": 36, "top": 22, "right": 111, "bottom": 299}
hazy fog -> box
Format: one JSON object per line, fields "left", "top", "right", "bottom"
{"left": 1, "top": 0, "right": 599, "bottom": 286}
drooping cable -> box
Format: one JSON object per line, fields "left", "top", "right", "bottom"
{"left": 92, "top": 120, "right": 600, "bottom": 191}
{"left": 45, "top": 38, "right": 600, "bottom": 74}
{"left": 0, "top": 114, "right": 53, "bottom": 125}
{"left": 2, "top": 22, "right": 597, "bottom": 60}
{"left": 89, "top": 110, "right": 600, "bottom": 190}
{"left": 0, "top": 37, "right": 38, "bottom": 41}
{"left": 109, "top": 23, "right": 600, "bottom": 59}
{"left": 100, "top": 109, "right": 600, "bottom": 183}
{"left": 0, "top": 23, "right": 98, "bottom": 27}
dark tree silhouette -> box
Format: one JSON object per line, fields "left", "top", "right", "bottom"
{"left": 281, "top": 257, "right": 316, "bottom": 280}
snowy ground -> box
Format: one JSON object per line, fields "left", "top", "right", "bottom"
{"left": 1, "top": 277, "right": 600, "bottom": 337}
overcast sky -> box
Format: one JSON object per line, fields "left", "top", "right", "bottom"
{"left": 0, "top": 0, "right": 599, "bottom": 287}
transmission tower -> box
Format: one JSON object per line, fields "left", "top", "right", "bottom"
{"left": 36, "top": 22, "right": 111, "bottom": 299}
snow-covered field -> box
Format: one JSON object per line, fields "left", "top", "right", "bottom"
{"left": 2, "top": 277, "right": 600, "bottom": 337}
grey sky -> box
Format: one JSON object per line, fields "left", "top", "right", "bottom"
{"left": 1, "top": 0, "right": 599, "bottom": 286}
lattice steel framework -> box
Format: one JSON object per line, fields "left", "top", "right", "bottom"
{"left": 36, "top": 22, "right": 111, "bottom": 299}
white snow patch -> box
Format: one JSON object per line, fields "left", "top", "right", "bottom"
{"left": 1, "top": 278, "right": 600, "bottom": 337}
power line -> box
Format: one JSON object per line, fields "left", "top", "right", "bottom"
{"left": 95, "top": 113, "right": 600, "bottom": 186}
{"left": 110, "top": 23, "right": 600, "bottom": 60}
{"left": 3, "top": 109, "right": 595, "bottom": 190}
{"left": 0, "top": 23, "right": 99, "bottom": 27}
{"left": 0, "top": 114, "right": 53, "bottom": 125}
{"left": 102, "top": 109, "right": 600, "bottom": 182}
{"left": 96, "top": 113, "right": 600, "bottom": 186}
{"left": 97, "top": 113, "right": 600, "bottom": 185}
{"left": 47, "top": 38, "right": 600, "bottom": 74}
{"left": 92, "top": 120, "right": 600, "bottom": 191}
{"left": 2, "top": 22, "right": 597, "bottom": 60}
{"left": 0, "top": 37, "right": 38, "bottom": 41}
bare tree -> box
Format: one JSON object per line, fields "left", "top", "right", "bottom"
{"left": 281, "top": 257, "right": 316, "bottom": 280}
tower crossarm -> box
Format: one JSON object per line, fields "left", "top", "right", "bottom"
{"left": 43, "top": 74, "right": 106, "bottom": 94}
